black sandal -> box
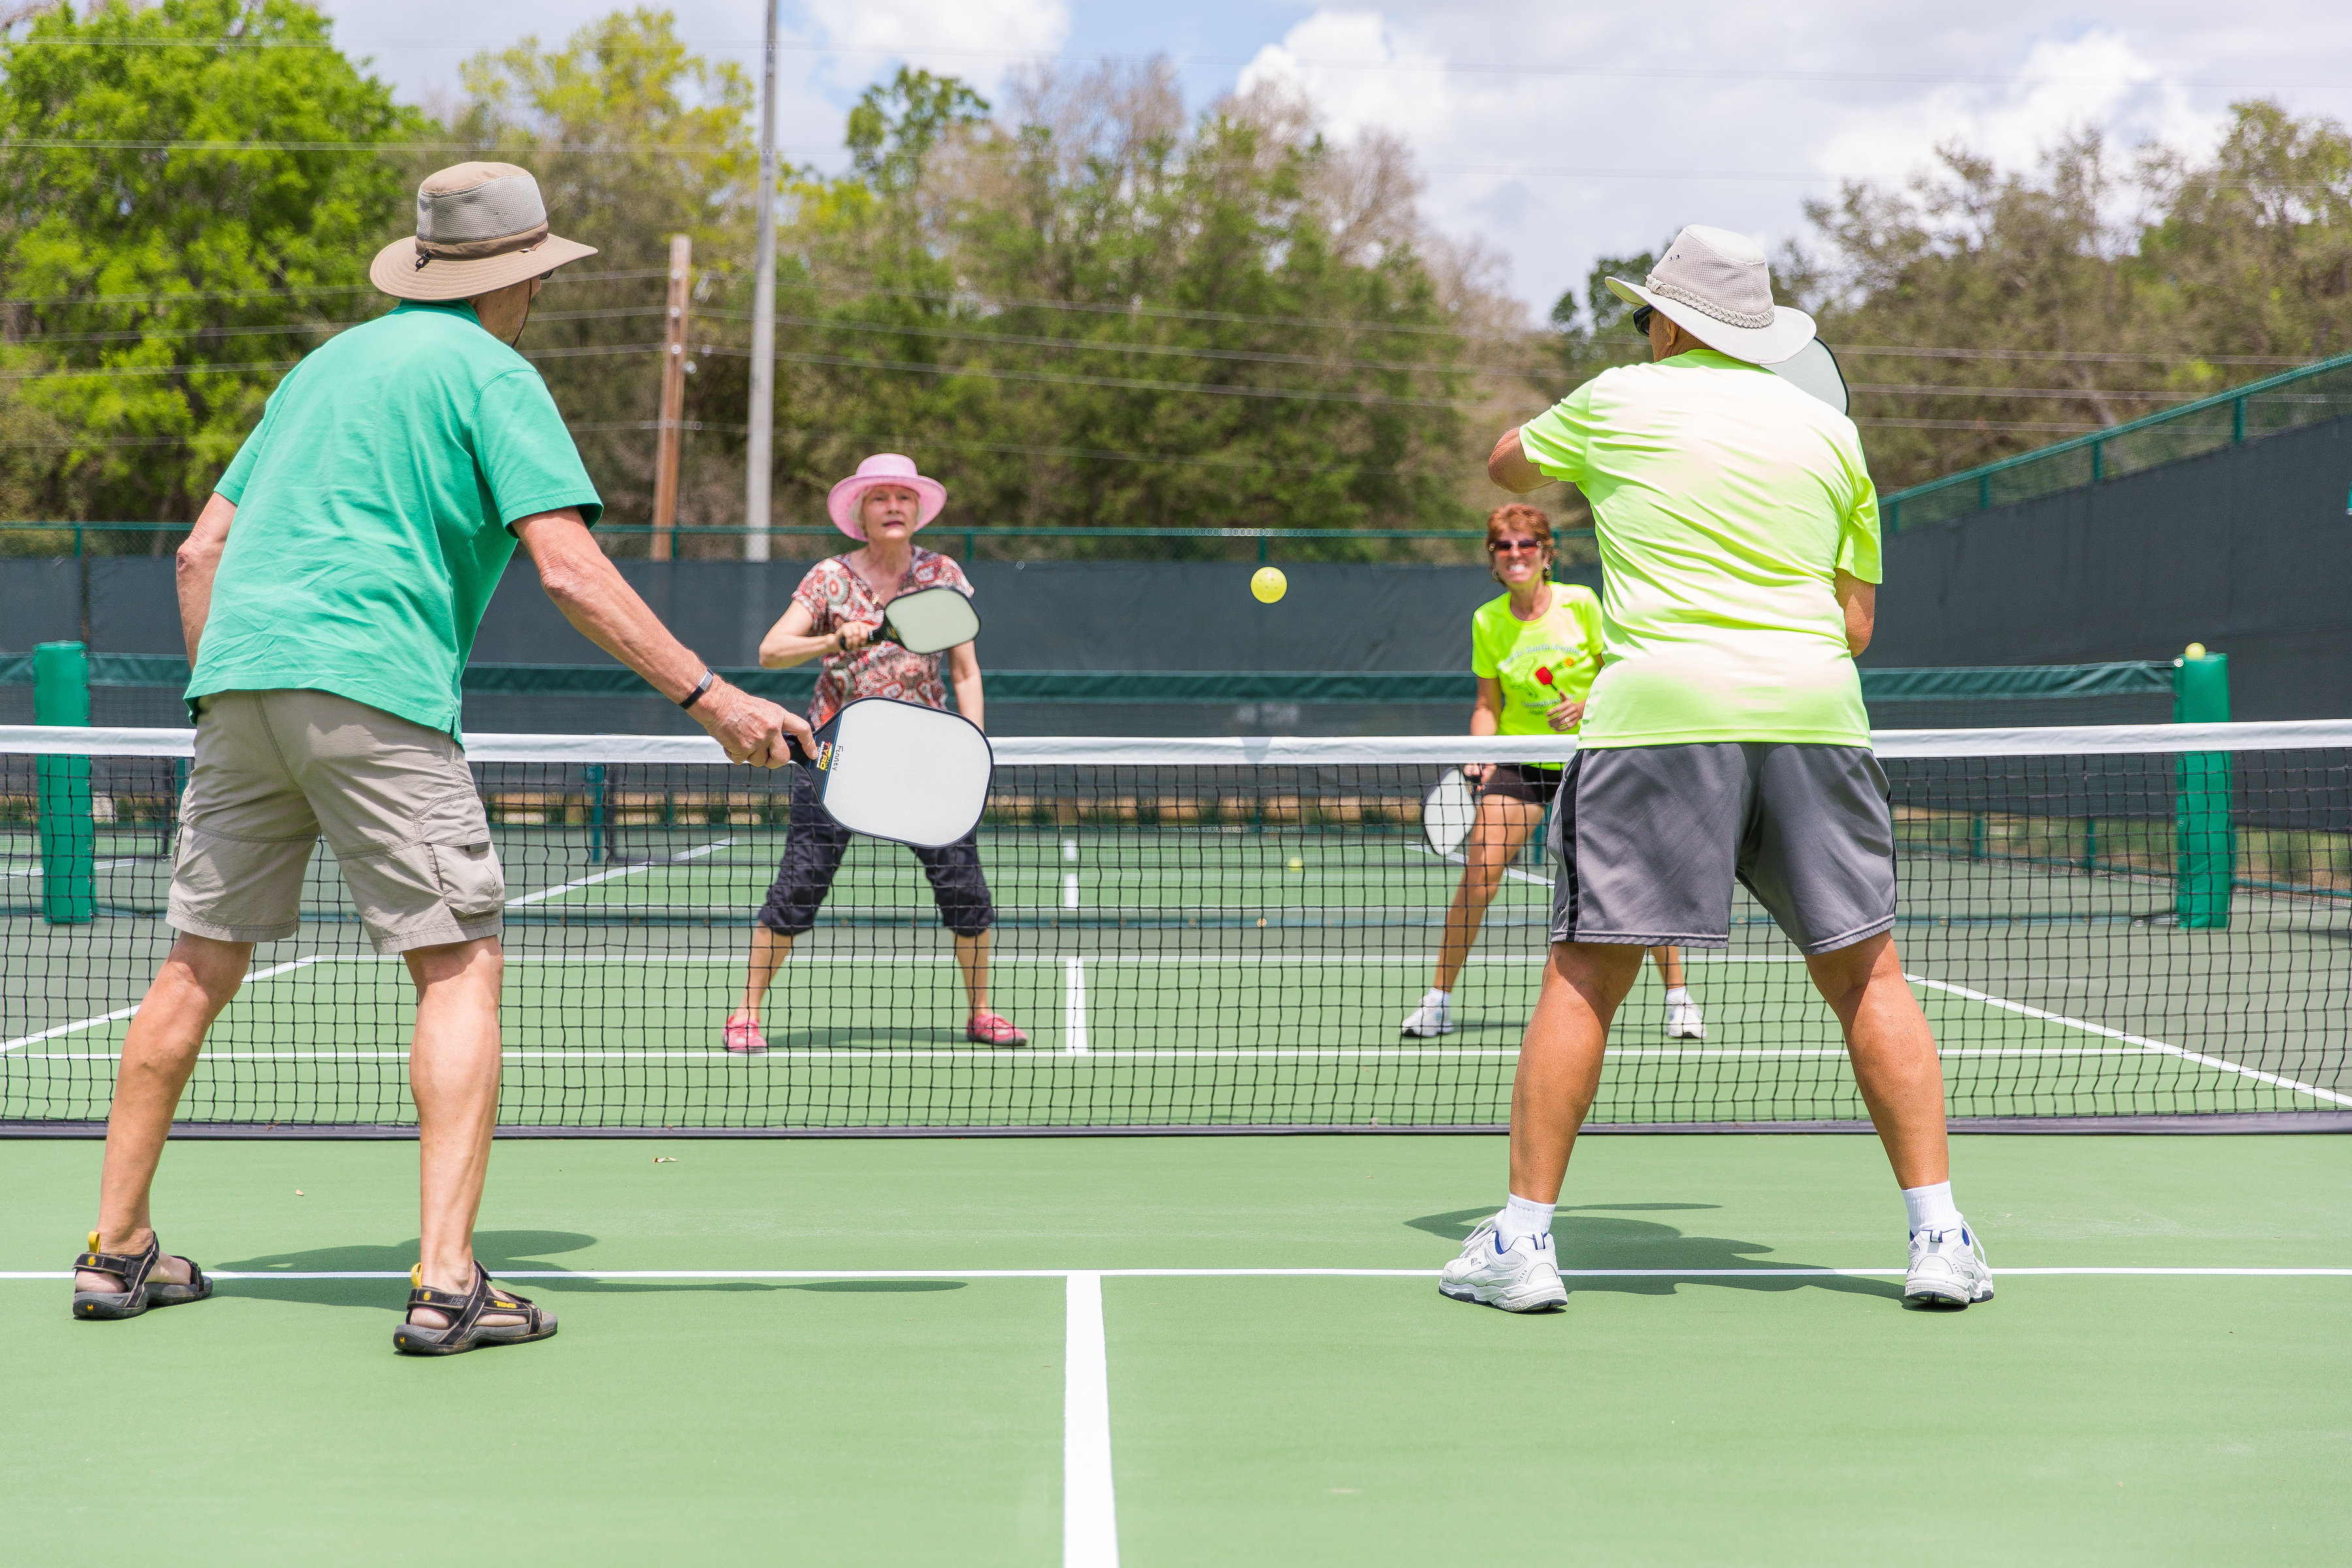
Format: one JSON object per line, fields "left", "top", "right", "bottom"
{"left": 71, "top": 1231, "right": 213, "bottom": 1321}
{"left": 394, "top": 1262, "right": 558, "bottom": 1356}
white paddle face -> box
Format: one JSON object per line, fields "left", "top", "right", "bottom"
{"left": 1767, "top": 338, "right": 1848, "bottom": 414}
{"left": 883, "top": 586, "right": 981, "bottom": 655}
{"left": 1422, "top": 768, "right": 1477, "bottom": 858}
{"left": 810, "top": 698, "right": 993, "bottom": 847}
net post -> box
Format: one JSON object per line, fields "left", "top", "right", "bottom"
{"left": 585, "top": 763, "right": 608, "bottom": 864}
{"left": 2172, "top": 650, "right": 2232, "bottom": 929}
{"left": 33, "top": 640, "right": 95, "bottom": 924}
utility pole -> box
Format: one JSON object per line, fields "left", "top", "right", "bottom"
{"left": 744, "top": 0, "right": 779, "bottom": 563}
{"left": 651, "top": 233, "right": 691, "bottom": 561}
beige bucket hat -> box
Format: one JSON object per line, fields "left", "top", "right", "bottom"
{"left": 1605, "top": 224, "right": 1815, "bottom": 366}
{"left": 368, "top": 162, "right": 597, "bottom": 302}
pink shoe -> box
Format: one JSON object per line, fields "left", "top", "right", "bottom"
{"left": 966, "top": 1011, "right": 1029, "bottom": 1047}
{"left": 724, "top": 1018, "right": 768, "bottom": 1054}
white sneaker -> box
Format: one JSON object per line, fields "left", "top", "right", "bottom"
{"left": 1904, "top": 1226, "right": 1995, "bottom": 1308}
{"left": 1400, "top": 989, "right": 1454, "bottom": 1037}
{"left": 1665, "top": 996, "right": 1706, "bottom": 1039}
{"left": 1439, "top": 1218, "right": 1567, "bottom": 1313}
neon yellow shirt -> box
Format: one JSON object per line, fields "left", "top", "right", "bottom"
{"left": 1517, "top": 348, "right": 1881, "bottom": 748}
{"left": 1470, "top": 585, "right": 1603, "bottom": 764}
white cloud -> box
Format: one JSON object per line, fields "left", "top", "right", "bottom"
{"left": 1230, "top": 1, "right": 2352, "bottom": 321}
{"left": 800, "top": 0, "right": 1071, "bottom": 93}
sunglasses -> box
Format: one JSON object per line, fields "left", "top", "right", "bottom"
{"left": 1488, "top": 539, "right": 1546, "bottom": 555}
{"left": 1629, "top": 304, "right": 1656, "bottom": 336}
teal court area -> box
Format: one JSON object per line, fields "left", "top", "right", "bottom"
{"left": 2, "top": 1134, "right": 2346, "bottom": 1565}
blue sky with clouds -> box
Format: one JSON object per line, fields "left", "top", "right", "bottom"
{"left": 320, "top": 1, "right": 2352, "bottom": 323}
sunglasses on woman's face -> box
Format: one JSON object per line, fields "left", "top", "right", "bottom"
{"left": 1489, "top": 539, "right": 1545, "bottom": 555}
{"left": 1629, "top": 304, "right": 1656, "bottom": 336}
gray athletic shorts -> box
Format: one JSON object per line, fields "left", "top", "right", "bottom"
{"left": 1546, "top": 743, "right": 1895, "bottom": 956}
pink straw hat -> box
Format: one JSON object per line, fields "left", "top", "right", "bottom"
{"left": 826, "top": 453, "right": 948, "bottom": 540}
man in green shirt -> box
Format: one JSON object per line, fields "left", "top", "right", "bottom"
{"left": 1439, "top": 225, "right": 1991, "bottom": 1316}
{"left": 69, "top": 163, "right": 808, "bottom": 1354}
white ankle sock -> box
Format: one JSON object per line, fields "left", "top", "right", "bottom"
{"left": 1424, "top": 987, "right": 1450, "bottom": 1005}
{"left": 1903, "top": 1180, "right": 1963, "bottom": 1236}
{"left": 1495, "top": 1193, "right": 1555, "bottom": 1248}
{"left": 1665, "top": 986, "right": 1691, "bottom": 1005}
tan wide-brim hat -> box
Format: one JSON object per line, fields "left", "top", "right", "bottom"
{"left": 368, "top": 161, "right": 597, "bottom": 302}
{"left": 1605, "top": 223, "right": 1815, "bottom": 366}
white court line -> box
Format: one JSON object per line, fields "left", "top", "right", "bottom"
{"left": 1420, "top": 841, "right": 1548, "bottom": 889}
{"left": 1910, "top": 977, "right": 2352, "bottom": 1109}
{"left": 503, "top": 836, "right": 736, "bottom": 908}
{"left": 1, "top": 857, "right": 144, "bottom": 879}
{"left": 1062, "top": 873, "right": 1079, "bottom": 909}
{"left": 1064, "top": 1272, "right": 1119, "bottom": 1568}
{"left": 2, "top": 1266, "right": 2346, "bottom": 1281}
{"left": 0, "top": 955, "right": 322, "bottom": 1056}
{"left": 1064, "top": 960, "right": 1090, "bottom": 1055}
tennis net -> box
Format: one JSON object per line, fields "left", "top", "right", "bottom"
{"left": 5, "top": 722, "right": 2349, "bottom": 1134}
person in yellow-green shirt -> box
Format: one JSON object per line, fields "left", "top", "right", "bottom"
{"left": 1438, "top": 224, "right": 1989, "bottom": 1319}
{"left": 1400, "top": 503, "right": 1703, "bottom": 1041}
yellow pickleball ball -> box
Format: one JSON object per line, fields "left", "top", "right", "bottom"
{"left": 1286, "top": 857, "right": 1304, "bottom": 872}
{"left": 1250, "top": 566, "right": 1288, "bottom": 604}
{"left": 2183, "top": 642, "right": 2207, "bottom": 661}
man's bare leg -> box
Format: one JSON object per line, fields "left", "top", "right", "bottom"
{"left": 403, "top": 937, "right": 520, "bottom": 1329}
{"left": 728, "top": 924, "right": 793, "bottom": 1028}
{"left": 1805, "top": 932, "right": 1948, "bottom": 1188}
{"left": 1507, "top": 941, "right": 1647, "bottom": 1203}
{"left": 76, "top": 934, "right": 252, "bottom": 1294}
{"left": 1431, "top": 797, "right": 1541, "bottom": 993}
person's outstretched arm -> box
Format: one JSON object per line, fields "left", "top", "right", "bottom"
{"left": 512, "top": 508, "right": 806, "bottom": 766}
{"left": 1488, "top": 428, "right": 1546, "bottom": 493}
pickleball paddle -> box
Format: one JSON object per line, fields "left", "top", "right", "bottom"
{"left": 875, "top": 585, "right": 982, "bottom": 655}
{"left": 790, "top": 697, "right": 993, "bottom": 847}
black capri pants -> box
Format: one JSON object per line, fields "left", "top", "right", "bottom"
{"left": 757, "top": 768, "right": 996, "bottom": 938}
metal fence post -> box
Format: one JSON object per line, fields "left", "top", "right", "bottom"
{"left": 34, "top": 640, "right": 95, "bottom": 924}
{"left": 2172, "top": 649, "right": 2231, "bottom": 929}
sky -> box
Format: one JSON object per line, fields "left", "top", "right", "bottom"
{"left": 319, "top": 1, "right": 2352, "bottom": 324}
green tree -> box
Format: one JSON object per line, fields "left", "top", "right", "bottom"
{"left": 0, "top": 0, "right": 418, "bottom": 529}
{"left": 453, "top": 7, "right": 757, "bottom": 538}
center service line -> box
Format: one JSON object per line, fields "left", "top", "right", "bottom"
{"left": 1064, "top": 1271, "right": 1119, "bottom": 1568}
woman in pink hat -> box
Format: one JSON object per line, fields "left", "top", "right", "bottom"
{"left": 725, "top": 453, "right": 1028, "bottom": 1049}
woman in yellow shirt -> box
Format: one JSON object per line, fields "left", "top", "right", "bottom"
{"left": 1401, "top": 504, "right": 1704, "bottom": 1039}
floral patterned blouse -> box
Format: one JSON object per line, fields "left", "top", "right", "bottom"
{"left": 791, "top": 547, "right": 975, "bottom": 729}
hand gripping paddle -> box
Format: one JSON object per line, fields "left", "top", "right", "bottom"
{"left": 875, "top": 586, "right": 981, "bottom": 655}
{"left": 1421, "top": 768, "right": 1478, "bottom": 858}
{"left": 790, "top": 697, "right": 993, "bottom": 847}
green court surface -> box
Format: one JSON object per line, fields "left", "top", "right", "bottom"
{"left": 8, "top": 825, "right": 2347, "bottom": 1128}
{"left": 2, "top": 1133, "right": 2345, "bottom": 1565}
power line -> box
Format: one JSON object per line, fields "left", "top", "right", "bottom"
{"left": 19, "top": 35, "right": 2345, "bottom": 91}
{"left": 0, "top": 269, "right": 667, "bottom": 311}
{"left": 708, "top": 345, "right": 1484, "bottom": 410}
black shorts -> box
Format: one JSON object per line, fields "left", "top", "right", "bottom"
{"left": 1477, "top": 761, "right": 1566, "bottom": 809}
{"left": 757, "top": 770, "right": 996, "bottom": 938}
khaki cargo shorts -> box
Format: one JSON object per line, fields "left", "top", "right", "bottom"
{"left": 169, "top": 689, "right": 504, "bottom": 955}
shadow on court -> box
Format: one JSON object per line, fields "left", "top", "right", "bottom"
{"left": 214, "top": 1230, "right": 967, "bottom": 1311}
{"left": 1407, "top": 1205, "right": 1901, "bottom": 1301}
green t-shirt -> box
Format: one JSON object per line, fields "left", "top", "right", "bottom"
{"left": 1518, "top": 348, "right": 1881, "bottom": 748}
{"left": 192, "top": 301, "right": 602, "bottom": 739}
{"left": 1470, "top": 585, "right": 1604, "bottom": 764}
